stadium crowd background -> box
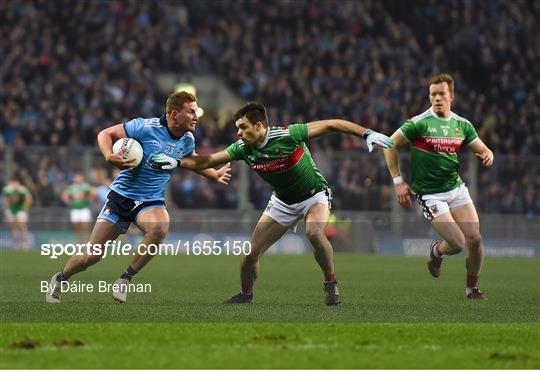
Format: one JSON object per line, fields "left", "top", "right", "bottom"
{"left": 1, "top": 0, "right": 539, "bottom": 215}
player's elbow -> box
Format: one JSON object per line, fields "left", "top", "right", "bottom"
{"left": 96, "top": 128, "right": 109, "bottom": 144}
{"left": 326, "top": 121, "right": 337, "bottom": 131}
{"left": 97, "top": 126, "right": 117, "bottom": 141}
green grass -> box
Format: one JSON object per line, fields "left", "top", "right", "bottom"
{"left": 1, "top": 251, "right": 539, "bottom": 368}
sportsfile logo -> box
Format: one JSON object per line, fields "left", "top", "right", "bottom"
{"left": 40, "top": 240, "right": 251, "bottom": 259}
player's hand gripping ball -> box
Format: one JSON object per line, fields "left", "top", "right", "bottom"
{"left": 112, "top": 138, "right": 144, "bottom": 167}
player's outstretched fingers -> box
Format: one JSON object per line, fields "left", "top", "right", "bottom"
{"left": 217, "top": 163, "right": 232, "bottom": 184}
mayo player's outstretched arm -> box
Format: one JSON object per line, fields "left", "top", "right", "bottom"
{"left": 180, "top": 149, "right": 234, "bottom": 171}
{"left": 188, "top": 151, "right": 232, "bottom": 184}
{"left": 306, "top": 119, "right": 393, "bottom": 151}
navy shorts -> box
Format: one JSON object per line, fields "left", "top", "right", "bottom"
{"left": 97, "top": 190, "right": 165, "bottom": 233}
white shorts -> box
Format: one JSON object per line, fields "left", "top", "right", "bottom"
{"left": 70, "top": 208, "right": 92, "bottom": 223}
{"left": 416, "top": 184, "right": 473, "bottom": 220}
{"left": 5, "top": 210, "right": 28, "bottom": 223}
{"left": 263, "top": 189, "right": 332, "bottom": 227}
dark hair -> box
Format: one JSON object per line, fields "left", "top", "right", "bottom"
{"left": 428, "top": 73, "right": 454, "bottom": 94}
{"left": 232, "top": 102, "right": 268, "bottom": 127}
{"left": 166, "top": 91, "right": 197, "bottom": 114}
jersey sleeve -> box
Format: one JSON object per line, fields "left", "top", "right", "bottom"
{"left": 226, "top": 140, "right": 246, "bottom": 161}
{"left": 399, "top": 119, "right": 419, "bottom": 142}
{"left": 123, "top": 118, "right": 145, "bottom": 140}
{"left": 289, "top": 123, "right": 309, "bottom": 142}
{"left": 464, "top": 122, "right": 479, "bottom": 145}
{"left": 179, "top": 132, "right": 196, "bottom": 160}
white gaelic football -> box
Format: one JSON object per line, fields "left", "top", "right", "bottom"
{"left": 112, "top": 138, "right": 144, "bottom": 166}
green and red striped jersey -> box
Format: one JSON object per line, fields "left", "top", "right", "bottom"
{"left": 226, "top": 124, "right": 327, "bottom": 204}
{"left": 400, "top": 108, "right": 478, "bottom": 194}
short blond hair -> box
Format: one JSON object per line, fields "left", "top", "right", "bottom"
{"left": 428, "top": 73, "right": 454, "bottom": 94}
{"left": 166, "top": 91, "right": 197, "bottom": 114}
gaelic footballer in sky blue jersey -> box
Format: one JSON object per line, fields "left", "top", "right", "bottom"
{"left": 110, "top": 115, "right": 196, "bottom": 201}
{"left": 45, "top": 91, "right": 231, "bottom": 304}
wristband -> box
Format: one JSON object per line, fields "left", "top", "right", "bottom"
{"left": 392, "top": 175, "right": 404, "bottom": 185}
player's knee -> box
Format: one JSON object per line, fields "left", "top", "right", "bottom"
{"left": 145, "top": 225, "right": 168, "bottom": 243}
{"left": 305, "top": 228, "right": 326, "bottom": 246}
{"left": 466, "top": 232, "right": 482, "bottom": 249}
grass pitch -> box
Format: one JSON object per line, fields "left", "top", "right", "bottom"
{"left": 1, "top": 251, "right": 539, "bottom": 368}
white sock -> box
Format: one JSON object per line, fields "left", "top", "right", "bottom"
{"left": 432, "top": 243, "right": 443, "bottom": 258}
{"left": 466, "top": 287, "right": 477, "bottom": 295}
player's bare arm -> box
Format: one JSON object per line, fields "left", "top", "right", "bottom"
{"left": 180, "top": 150, "right": 233, "bottom": 171}
{"left": 61, "top": 190, "right": 70, "bottom": 206}
{"left": 90, "top": 187, "right": 98, "bottom": 203}
{"left": 468, "top": 138, "right": 494, "bottom": 167}
{"left": 24, "top": 192, "right": 33, "bottom": 209}
{"left": 97, "top": 124, "right": 138, "bottom": 170}
{"left": 188, "top": 151, "right": 232, "bottom": 184}
{"left": 306, "top": 119, "right": 393, "bottom": 151}
{"left": 383, "top": 130, "right": 416, "bottom": 208}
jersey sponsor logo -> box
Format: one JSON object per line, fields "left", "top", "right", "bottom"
{"left": 413, "top": 136, "right": 463, "bottom": 154}
{"left": 250, "top": 146, "right": 304, "bottom": 173}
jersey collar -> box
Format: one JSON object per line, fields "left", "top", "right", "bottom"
{"left": 256, "top": 127, "right": 270, "bottom": 149}
{"left": 429, "top": 107, "right": 452, "bottom": 122}
{"left": 160, "top": 115, "right": 183, "bottom": 140}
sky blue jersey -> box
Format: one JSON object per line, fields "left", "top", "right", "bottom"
{"left": 109, "top": 115, "right": 195, "bottom": 201}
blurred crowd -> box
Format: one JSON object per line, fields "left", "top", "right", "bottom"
{"left": 1, "top": 0, "right": 539, "bottom": 214}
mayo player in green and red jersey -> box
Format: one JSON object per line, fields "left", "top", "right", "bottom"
{"left": 181, "top": 102, "right": 393, "bottom": 305}
{"left": 62, "top": 173, "right": 96, "bottom": 243}
{"left": 2, "top": 177, "right": 33, "bottom": 251}
{"left": 383, "top": 74, "right": 494, "bottom": 300}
